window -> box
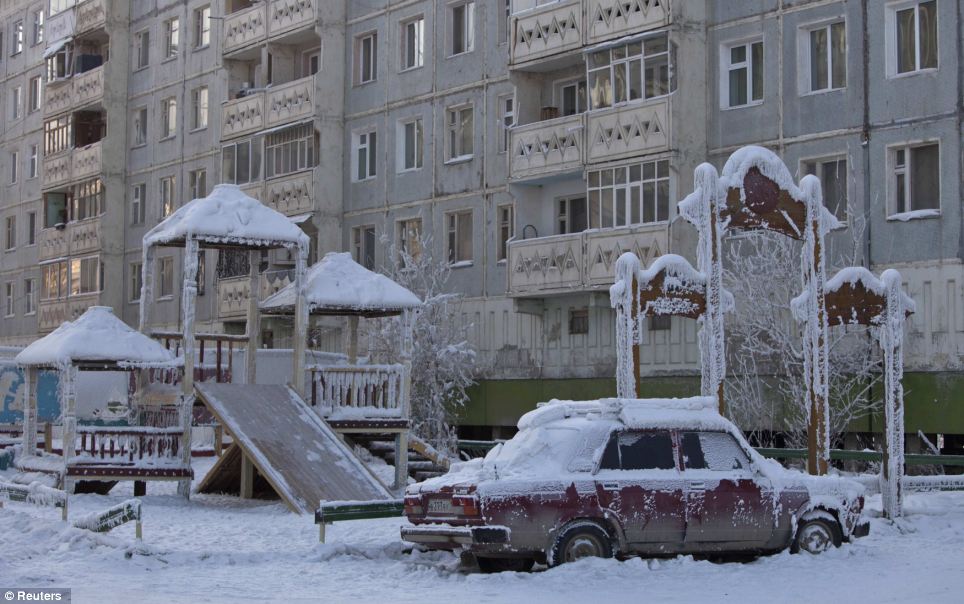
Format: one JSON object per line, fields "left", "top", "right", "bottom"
{"left": 71, "top": 178, "right": 103, "bottom": 221}
{"left": 189, "top": 169, "right": 207, "bottom": 201}
{"left": 12, "top": 85, "right": 22, "bottom": 119}
{"left": 130, "top": 262, "right": 142, "bottom": 302}
{"left": 164, "top": 18, "right": 179, "bottom": 59}
{"left": 222, "top": 137, "right": 262, "bottom": 185}
{"left": 588, "top": 159, "right": 670, "bottom": 228}
{"left": 649, "top": 315, "right": 672, "bottom": 331}
{"left": 599, "top": 431, "right": 676, "bottom": 471}
{"left": 446, "top": 210, "right": 473, "bottom": 264}
{"left": 12, "top": 20, "right": 23, "bottom": 55}
{"left": 354, "top": 130, "right": 377, "bottom": 181}
{"left": 4, "top": 216, "right": 15, "bottom": 250}
{"left": 26, "top": 212, "right": 36, "bottom": 245}
{"left": 69, "top": 256, "right": 99, "bottom": 295}
{"left": 401, "top": 16, "right": 424, "bottom": 70}
{"left": 9, "top": 151, "right": 19, "bottom": 184}
{"left": 569, "top": 308, "right": 589, "bottom": 335}
{"left": 723, "top": 39, "right": 763, "bottom": 108}
{"left": 24, "top": 278, "right": 35, "bottom": 315}
{"left": 161, "top": 98, "right": 177, "bottom": 139}
{"left": 133, "top": 107, "right": 148, "bottom": 146}
{"left": 135, "top": 30, "right": 150, "bottom": 69}
{"left": 4, "top": 283, "right": 13, "bottom": 317}
{"left": 192, "top": 86, "right": 208, "bottom": 130}
{"left": 352, "top": 225, "right": 376, "bottom": 270}
{"left": 41, "top": 261, "right": 68, "bottom": 300}
{"left": 398, "top": 118, "right": 423, "bottom": 172}
{"left": 194, "top": 6, "right": 211, "bottom": 49}
{"left": 891, "top": 0, "right": 937, "bottom": 75}
{"left": 890, "top": 143, "right": 940, "bottom": 216}
{"left": 499, "top": 0, "right": 511, "bottom": 44}
{"left": 131, "top": 183, "right": 146, "bottom": 225}
{"left": 451, "top": 1, "right": 475, "bottom": 55}
{"left": 44, "top": 115, "right": 72, "bottom": 155}
{"left": 807, "top": 22, "right": 846, "bottom": 92}
{"left": 446, "top": 105, "right": 474, "bottom": 161}
{"left": 27, "top": 145, "right": 38, "bottom": 179}
{"left": 356, "top": 32, "right": 377, "bottom": 84}
{"left": 557, "top": 196, "right": 588, "bottom": 234}
{"left": 398, "top": 218, "right": 422, "bottom": 264}
{"left": 803, "top": 157, "right": 848, "bottom": 220}
{"left": 265, "top": 123, "right": 317, "bottom": 178}
{"left": 32, "top": 10, "right": 43, "bottom": 45}
{"left": 497, "top": 204, "right": 513, "bottom": 262}
{"left": 44, "top": 193, "right": 68, "bottom": 228}
{"left": 159, "top": 257, "right": 174, "bottom": 298}
{"left": 499, "top": 96, "right": 514, "bottom": 154}
{"left": 45, "top": 40, "right": 72, "bottom": 80}
{"left": 28, "top": 76, "right": 41, "bottom": 113}
{"left": 588, "top": 33, "right": 672, "bottom": 110}
{"left": 160, "top": 176, "right": 177, "bottom": 218}
{"left": 49, "top": 0, "right": 74, "bottom": 17}
{"left": 681, "top": 432, "right": 750, "bottom": 472}
{"left": 558, "top": 79, "right": 587, "bottom": 116}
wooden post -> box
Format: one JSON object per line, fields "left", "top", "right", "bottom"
{"left": 61, "top": 365, "right": 77, "bottom": 505}
{"left": 394, "top": 309, "right": 415, "bottom": 490}
{"left": 136, "top": 520, "right": 143, "bottom": 540}
{"left": 43, "top": 422, "right": 52, "bottom": 454}
{"left": 319, "top": 522, "right": 326, "bottom": 543}
{"left": 22, "top": 367, "right": 38, "bottom": 456}
{"left": 880, "top": 270, "right": 908, "bottom": 519}
{"left": 245, "top": 250, "right": 262, "bottom": 385}
{"left": 292, "top": 242, "right": 309, "bottom": 397}
{"left": 216, "top": 340, "right": 223, "bottom": 383}
{"left": 139, "top": 246, "right": 156, "bottom": 333}
{"left": 240, "top": 452, "right": 254, "bottom": 499}
{"left": 178, "top": 237, "right": 201, "bottom": 498}
{"left": 214, "top": 423, "right": 223, "bottom": 457}
{"left": 347, "top": 316, "right": 359, "bottom": 364}
{"left": 631, "top": 274, "right": 642, "bottom": 398}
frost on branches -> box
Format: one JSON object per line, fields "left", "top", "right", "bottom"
{"left": 368, "top": 236, "right": 477, "bottom": 455}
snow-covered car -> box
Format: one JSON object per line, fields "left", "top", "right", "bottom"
{"left": 401, "top": 396, "right": 869, "bottom": 572}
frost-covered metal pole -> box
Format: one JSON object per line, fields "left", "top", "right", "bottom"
{"left": 880, "top": 269, "right": 907, "bottom": 519}
{"left": 22, "top": 367, "right": 38, "bottom": 455}
{"left": 611, "top": 252, "right": 641, "bottom": 398}
{"left": 178, "top": 237, "right": 200, "bottom": 498}
{"left": 245, "top": 250, "right": 261, "bottom": 385}
{"left": 800, "top": 176, "right": 830, "bottom": 475}
{"left": 291, "top": 241, "right": 308, "bottom": 397}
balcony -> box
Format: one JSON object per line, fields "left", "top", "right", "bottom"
{"left": 43, "top": 153, "right": 72, "bottom": 188}
{"left": 38, "top": 292, "right": 100, "bottom": 333}
{"left": 75, "top": 0, "right": 106, "bottom": 35}
{"left": 221, "top": 93, "right": 265, "bottom": 140}
{"left": 265, "top": 171, "right": 313, "bottom": 217}
{"left": 585, "top": 97, "right": 670, "bottom": 165}
{"left": 73, "top": 66, "right": 105, "bottom": 109}
{"left": 223, "top": 4, "right": 268, "bottom": 55}
{"left": 38, "top": 228, "right": 69, "bottom": 262}
{"left": 266, "top": 76, "right": 315, "bottom": 128}
{"left": 38, "top": 217, "right": 101, "bottom": 262}
{"left": 584, "top": 0, "right": 671, "bottom": 46}
{"left": 268, "top": 0, "right": 315, "bottom": 37}
{"left": 508, "top": 113, "right": 585, "bottom": 182}
{"left": 44, "top": 81, "right": 73, "bottom": 116}
{"left": 216, "top": 270, "right": 294, "bottom": 320}
{"left": 507, "top": 223, "right": 669, "bottom": 297}
{"left": 72, "top": 142, "right": 103, "bottom": 181}
{"left": 510, "top": 0, "right": 583, "bottom": 68}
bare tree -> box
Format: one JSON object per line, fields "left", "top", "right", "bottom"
{"left": 722, "top": 211, "right": 882, "bottom": 448}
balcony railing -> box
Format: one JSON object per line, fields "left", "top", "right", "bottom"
{"left": 38, "top": 228, "right": 69, "bottom": 262}
{"left": 44, "top": 81, "right": 73, "bottom": 116}
{"left": 38, "top": 292, "right": 100, "bottom": 333}
{"left": 42, "top": 153, "right": 72, "bottom": 188}
{"left": 507, "top": 223, "right": 669, "bottom": 297}
{"left": 585, "top": 97, "right": 670, "bottom": 164}
{"left": 74, "top": 0, "right": 106, "bottom": 35}
{"left": 584, "top": 0, "right": 671, "bottom": 46}
{"left": 216, "top": 270, "right": 295, "bottom": 320}
{"left": 509, "top": 113, "right": 584, "bottom": 182}
{"left": 266, "top": 76, "right": 315, "bottom": 128}
{"left": 268, "top": 0, "right": 315, "bottom": 37}
{"left": 72, "top": 141, "right": 102, "bottom": 180}
{"left": 73, "top": 426, "right": 185, "bottom": 467}
{"left": 308, "top": 365, "right": 406, "bottom": 420}
{"left": 38, "top": 217, "right": 102, "bottom": 262}
{"left": 510, "top": 0, "right": 583, "bottom": 67}
{"left": 221, "top": 93, "right": 265, "bottom": 140}
{"left": 73, "top": 65, "right": 105, "bottom": 109}
{"left": 265, "top": 170, "right": 313, "bottom": 216}
{"left": 223, "top": 4, "right": 268, "bottom": 54}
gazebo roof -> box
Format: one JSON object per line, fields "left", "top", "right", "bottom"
{"left": 261, "top": 252, "right": 422, "bottom": 317}
{"left": 16, "top": 307, "right": 179, "bottom": 369}
{"left": 143, "top": 184, "right": 309, "bottom": 250}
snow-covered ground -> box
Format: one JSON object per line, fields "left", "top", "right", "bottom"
{"left": 2, "top": 457, "right": 962, "bottom": 604}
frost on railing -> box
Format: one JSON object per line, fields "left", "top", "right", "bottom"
{"left": 309, "top": 365, "right": 405, "bottom": 419}
{"left": 74, "top": 427, "right": 184, "bottom": 466}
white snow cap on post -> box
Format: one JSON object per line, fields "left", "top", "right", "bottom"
{"left": 15, "top": 307, "right": 178, "bottom": 368}
{"left": 791, "top": 266, "right": 917, "bottom": 323}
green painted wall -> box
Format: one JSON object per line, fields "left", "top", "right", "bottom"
{"left": 460, "top": 372, "right": 964, "bottom": 434}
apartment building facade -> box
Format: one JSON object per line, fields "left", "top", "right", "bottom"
{"left": 0, "top": 0, "right": 961, "bottom": 439}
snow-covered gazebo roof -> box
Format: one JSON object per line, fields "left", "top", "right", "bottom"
{"left": 16, "top": 306, "right": 179, "bottom": 370}
{"left": 143, "top": 184, "right": 309, "bottom": 250}
{"left": 261, "top": 252, "right": 422, "bottom": 317}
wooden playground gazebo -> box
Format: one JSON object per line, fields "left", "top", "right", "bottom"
{"left": 15, "top": 306, "right": 187, "bottom": 501}
{"left": 260, "top": 252, "right": 423, "bottom": 488}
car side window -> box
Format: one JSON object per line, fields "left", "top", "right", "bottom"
{"left": 681, "top": 431, "right": 750, "bottom": 471}
{"left": 599, "top": 430, "right": 675, "bottom": 470}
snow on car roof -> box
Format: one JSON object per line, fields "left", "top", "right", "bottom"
{"left": 518, "top": 396, "right": 727, "bottom": 432}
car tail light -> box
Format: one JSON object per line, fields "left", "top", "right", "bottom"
{"left": 403, "top": 495, "right": 423, "bottom": 516}
{"left": 452, "top": 494, "right": 480, "bottom": 517}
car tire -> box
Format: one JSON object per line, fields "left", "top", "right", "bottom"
{"left": 550, "top": 521, "right": 615, "bottom": 567}
{"left": 476, "top": 556, "right": 535, "bottom": 574}
{"left": 791, "top": 515, "right": 843, "bottom": 555}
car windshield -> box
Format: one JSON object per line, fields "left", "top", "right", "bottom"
{"left": 482, "top": 420, "right": 613, "bottom": 478}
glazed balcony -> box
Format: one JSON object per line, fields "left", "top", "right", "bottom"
{"left": 584, "top": 0, "right": 671, "bottom": 46}
{"left": 510, "top": 0, "right": 583, "bottom": 68}
{"left": 265, "top": 170, "right": 313, "bottom": 217}
{"left": 508, "top": 113, "right": 585, "bottom": 182}
{"left": 585, "top": 97, "right": 670, "bottom": 165}
{"left": 221, "top": 93, "right": 265, "bottom": 140}
{"left": 223, "top": 4, "right": 268, "bottom": 55}
{"left": 75, "top": 0, "right": 107, "bottom": 36}
{"left": 266, "top": 76, "right": 315, "bottom": 128}
{"left": 507, "top": 223, "right": 669, "bottom": 297}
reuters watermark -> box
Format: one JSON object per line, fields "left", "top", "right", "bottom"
{"left": 1, "top": 589, "right": 70, "bottom": 602}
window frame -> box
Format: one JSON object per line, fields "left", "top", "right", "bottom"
{"left": 131, "top": 183, "right": 146, "bottom": 226}
{"left": 191, "top": 86, "right": 209, "bottom": 131}
{"left": 11, "top": 85, "right": 23, "bottom": 120}
{"left": 556, "top": 195, "right": 588, "bottom": 234}
{"left": 720, "top": 38, "right": 764, "bottom": 109}
{"left": 496, "top": 203, "right": 514, "bottom": 263}
{"left": 132, "top": 106, "right": 148, "bottom": 147}
{"left": 445, "top": 103, "right": 474, "bottom": 163}
{"left": 445, "top": 209, "right": 474, "bottom": 266}
{"left": 400, "top": 15, "right": 425, "bottom": 72}
{"left": 449, "top": 1, "right": 476, "bottom": 57}
{"left": 9, "top": 150, "right": 19, "bottom": 184}
{"left": 353, "top": 129, "right": 378, "bottom": 181}
{"left": 12, "top": 20, "right": 24, "bottom": 55}
{"left": 886, "top": 0, "right": 939, "bottom": 77}
{"left": 586, "top": 32, "right": 673, "bottom": 111}
{"left": 800, "top": 154, "right": 849, "bottom": 221}
{"left": 134, "top": 29, "right": 150, "bottom": 70}
{"left": 163, "top": 17, "right": 180, "bottom": 60}
{"left": 159, "top": 175, "right": 177, "bottom": 219}
{"left": 355, "top": 31, "right": 378, "bottom": 85}
{"left": 587, "top": 159, "right": 672, "bottom": 229}
{"left": 801, "top": 19, "right": 847, "bottom": 94}
{"left": 4, "top": 282, "right": 13, "bottom": 318}
{"left": 499, "top": 95, "right": 514, "bottom": 154}
{"left": 397, "top": 217, "right": 423, "bottom": 265}
{"left": 397, "top": 117, "right": 424, "bottom": 173}
{"left": 194, "top": 5, "right": 211, "bottom": 50}
{"left": 32, "top": 10, "right": 44, "bottom": 46}
{"left": 129, "top": 262, "right": 143, "bottom": 303}
{"left": 160, "top": 97, "right": 177, "bottom": 140}
{"left": 887, "top": 141, "right": 941, "bottom": 219}
{"left": 24, "top": 278, "right": 36, "bottom": 315}
{"left": 158, "top": 256, "right": 175, "bottom": 299}
{"left": 26, "top": 211, "right": 36, "bottom": 245}
{"left": 28, "top": 76, "right": 41, "bottom": 113}
{"left": 351, "top": 225, "right": 377, "bottom": 270}
{"left": 4, "top": 215, "right": 16, "bottom": 250}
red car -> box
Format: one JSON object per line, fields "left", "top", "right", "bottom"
{"left": 402, "top": 397, "right": 868, "bottom": 572}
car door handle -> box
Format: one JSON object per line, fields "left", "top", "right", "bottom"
{"left": 602, "top": 482, "right": 619, "bottom": 490}
{"left": 689, "top": 481, "right": 706, "bottom": 490}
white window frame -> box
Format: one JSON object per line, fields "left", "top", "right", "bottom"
{"left": 158, "top": 256, "right": 174, "bottom": 299}
{"left": 449, "top": 1, "right": 475, "bottom": 57}
{"left": 189, "top": 169, "right": 206, "bottom": 200}
{"left": 131, "top": 183, "right": 146, "bottom": 225}
{"left": 397, "top": 117, "right": 424, "bottom": 173}
{"left": 28, "top": 76, "right": 41, "bottom": 113}
{"left": 26, "top": 211, "right": 36, "bottom": 245}
{"left": 164, "top": 17, "right": 179, "bottom": 60}
{"left": 135, "top": 29, "right": 150, "bottom": 70}
{"left": 4, "top": 216, "right": 15, "bottom": 250}
{"left": 32, "top": 10, "right": 44, "bottom": 46}
{"left": 11, "top": 85, "right": 23, "bottom": 119}
{"left": 133, "top": 106, "right": 148, "bottom": 146}
{"left": 4, "top": 282, "right": 13, "bottom": 317}
{"left": 499, "top": 95, "right": 514, "bottom": 154}
{"left": 555, "top": 77, "right": 588, "bottom": 116}
{"left": 160, "top": 175, "right": 177, "bottom": 219}
{"left": 69, "top": 255, "right": 100, "bottom": 296}
{"left": 353, "top": 129, "right": 377, "bottom": 181}
{"left": 24, "top": 278, "right": 36, "bottom": 315}
{"left": 352, "top": 225, "right": 376, "bottom": 269}
{"left": 355, "top": 31, "right": 378, "bottom": 85}
{"left": 720, "top": 38, "right": 763, "bottom": 109}
{"left": 9, "top": 151, "right": 18, "bottom": 184}
{"left": 400, "top": 15, "right": 425, "bottom": 71}
{"left": 557, "top": 195, "right": 589, "bottom": 234}
{"left": 445, "top": 103, "right": 474, "bottom": 163}
{"left": 885, "top": 0, "right": 939, "bottom": 77}
{"left": 496, "top": 203, "right": 514, "bottom": 263}
{"left": 445, "top": 209, "right": 473, "bottom": 266}
{"left": 129, "top": 262, "right": 143, "bottom": 302}
{"left": 191, "top": 86, "right": 208, "bottom": 131}
{"left": 800, "top": 20, "right": 847, "bottom": 94}
{"left": 161, "top": 97, "right": 177, "bottom": 139}
{"left": 12, "top": 20, "right": 24, "bottom": 55}
{"left": 397, "top": 217, "right": 422, "bottom": 264}
{"left": 887, "top": 141, "right": 941, "bottom": 219}
{"left": 800, "top": 155, "right": 849, "bottom": 221}
{"left": 28, "top": 144, "right": 38, "bottom": 179}
{"left": 194, "top": 6, "right": 211, "bottom": 49}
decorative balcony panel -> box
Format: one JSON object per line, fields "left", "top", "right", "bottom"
{"left": 241, "top": 182, "right": 264, "bottom": 201}
{"left": 585, "top": 0, "right": 671, "bottom": 45}
{"left": 39, "top": 228, "right": 69, "bottom": 262}
{"left": 221, "top": 93, "right": 265, "bottom": 140}
{"left": 44, "top": 82, "right": 73, "bottom": 116}
{"left": 217, "top": 276, "right": 250, "bottom": 319}
{"left": 72, "top": 142, "right": 102, "bottom": 180}
{"left": 268, "top": 0, "right": 315, "bottom": 36}
{"left": 74, "top": 0, "right": 106, "bottom": 35}
{"left": 46, "top": 10, "right": 76, "bottom": 45}
{"left": 507, "top": 234, "right": 584, "bottom": 296}
{"left": 73, "top": 66, "right": 105, "bottom": 109}
{"left": 265, "top": 171, "right": 313, "bottom": 217}
{"left": 265, "top": 76, "right": 315, "bottom": 128}
{"left": 223, "top": 4, "right": 268, "bottom": 54}
{"left": 43, "top": 154, "right": 72, "bottom": 188}
{"left": 585, "top": 98, "right": 670, "bottom": 165}
{"left": 510, "top": 0, "right": 583, "bottom": 66}
{"left": 509, "top": 113, "right": 585, "bottom": 182}
{"left": 38, "top": 300, "right": 69, "bottom": 333}
{"left": 69, "top": 218, "right": 101, "bottom": 255}
{"left": 68, "top": 293, "right": 100, "bottom": 322}
{"left": 584, "top": 224, "right": 668, "bottom": 286}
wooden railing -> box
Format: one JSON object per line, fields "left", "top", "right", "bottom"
{"left": 74, "top": 427, "right": 183, "bottom": 465}
{"left": 309, "top": 365, "right": 406, "bottom": 419}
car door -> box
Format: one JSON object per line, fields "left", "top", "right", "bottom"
{"left": 680, "top": 431, "right": 775, "bottom": 549}
{"left": 594, "top": 429, "right": 686, "bottom": 549}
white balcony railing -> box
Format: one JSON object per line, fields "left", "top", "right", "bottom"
{"left": 510, "top": 0, "right": 583, "bottom": 66}
{"left": 223, "top": 3, "right": 268, "bottom": 54}
{"left": 584, "top": 0, "right": 671, "bottom": 45}
{"left": 42, "top": 153, "right": 72, "bottom": 188}
{"left": 216, "top": 270, "right": 296, "bottom": 320}
{"left": 509, "top": 113, "right": 584, "bottom": 181}
{"left": 72, "top": 141, "right": 102, "bottom": 180}
{"left": 38, "top": 228, "right": 69, "bottom": 262}
{"left": 265, "top": 76, "right": 315, "bottom": 128}
{"left": 74, "top": 0, "right": 106, "bottom": 35}
{"left": 39, "top": 292, "right": 100, "bottom": 333}
{"left": 221, "top": 93, "right": 265, "bottom": 139}
{"left": 44, "top": 81, "right": 73, "bottom": 116}
{"left": 507, "top": 223, "right": 669, "bottom": 296}
{"left": 265, "top": 170, "right": 313, "bottom": 217}
{"left": 309, "top": 365, "right": 406, "bottom": 420}
{"left": 73, "top": 66, "right": 105, "bottom": 109}
{"left": 585, "top": 97, "right": 670, "bottom": 164}
{"left": 69, "top": 217, "right": 101, "bottom": 255}
{"left": 268, "top": 0, "right": 315, "bottom": 36}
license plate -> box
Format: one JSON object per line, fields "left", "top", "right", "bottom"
{"left": 427, "top": 498, "right": 456, "bottom": 515}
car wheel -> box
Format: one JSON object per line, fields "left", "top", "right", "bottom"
{"left": 476, "top": 556, "right": 535, "bottom": 574}
{"left": 792, "top": 516, "right": 842, "bottom": 555}
{"left": 550, "top": 522, "right": 615, "bottom": 566}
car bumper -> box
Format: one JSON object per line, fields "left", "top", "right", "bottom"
{"left": 852, "top": 521, "right": 870, "bottom": 539}
{"left": 401, "top": 524, "right": 511, "bottom": 549}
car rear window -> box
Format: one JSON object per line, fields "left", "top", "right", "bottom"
{"left": 599, "top": 430, "right": 675, "bottom": 470}
{"left": 681, "top": 431, "right": 750, "bottom": 471}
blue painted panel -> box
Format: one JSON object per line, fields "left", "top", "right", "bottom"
{"left": 0, "top": 364, "right": 60, "bottom": 423}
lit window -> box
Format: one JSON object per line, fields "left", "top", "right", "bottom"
{"left": 41, "top": 261, "right": 68, "bottom": 300}
{"left": 160, "top": 176, "right": 177, "bottom": 218}
{"left": 397, "top": 218, "right": 422, "bottom": 264}
{"left": 69, "top": 256, "right": 100, "bottom": 295}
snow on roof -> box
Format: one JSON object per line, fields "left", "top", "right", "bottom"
{"left": 16, "top": 307, "right": 178, "bottom": 369}
{"left": 260, "top": 252, "right": 422, "bottom": 315}
{"left": 143, "top": 184, "right": 309, "bottom": 250}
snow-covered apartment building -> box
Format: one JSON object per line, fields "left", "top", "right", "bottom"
{"left": 0, "top": 1, "right": 961, "bottom": 441}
